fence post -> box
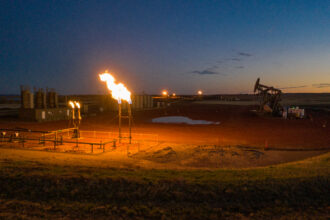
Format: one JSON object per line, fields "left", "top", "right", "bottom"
{"left": 91, "top": 144, "right": 93, "bottom": 153}
{"left": 113, "top": 140, "right": 116, "bottom": 149}
{"left": 54, "top": 132, "right": 57, "bottom": 150}
{"left": 101, "top": 141, "right": 104, "bottom": 153}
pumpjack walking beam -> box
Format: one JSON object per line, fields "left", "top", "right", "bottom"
{"left": 254, "top": 78, "right": 282, "bottom": 116}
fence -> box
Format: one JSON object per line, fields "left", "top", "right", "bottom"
{"left": 0, "top": 128, "right": 117, "bottom": 154}
{"left": 79, "top": 130, "right": 158, "bottom": 142}
{"left": 0, "top": 128, "right": 158, "bottom": 154}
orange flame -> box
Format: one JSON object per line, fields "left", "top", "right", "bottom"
{"left": 74, "top": 101, "right": 81, "bottom": 109}
{"left": 68, "top": 101, "right": 75, "bottom": 108}
{"left": 99, "top": 71, "right": 132, "bottom": 104}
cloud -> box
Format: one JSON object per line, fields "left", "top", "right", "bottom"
{"left": 226, "top": 58, "right": 242, "bottom": 61}
{"left": 312, "top": 83, "right": 330, "bottom": 88}
{"left": 279, "top": 85, "right": 308, "bottom": 89}
{"left": 218, "top": 51, "right": 253, "bottom": 64}
{"left": 190, "top": 64, "right": 226, "bottom": 75}
{"left": 191, "top": 69, "right": 223, "bottom": 75}
{"left": 238, "top": 52, "right": 252, "bottom": 57}
{"left": 235, "top": 66, "right": 244, "bottom": 69}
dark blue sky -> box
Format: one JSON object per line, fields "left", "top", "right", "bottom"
{"left": 1, "top": 0, "right": 329, "bottom": 95}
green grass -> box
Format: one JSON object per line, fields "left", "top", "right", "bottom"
{"left": 0, "top": 153, "right": 329, "bottom": 219}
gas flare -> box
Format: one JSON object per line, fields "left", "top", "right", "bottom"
{"left": 99, "top": 70, "right": 132, "bottom": 104}
{"left": 68, "top": 101, "right": 75, "bottom": 108}
{"left": 74, "top": 101, "right": 81, "bottom": 109}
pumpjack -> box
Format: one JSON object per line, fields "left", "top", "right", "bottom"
{"left": 254, "top": 78, "right": 282, "bottom": 116}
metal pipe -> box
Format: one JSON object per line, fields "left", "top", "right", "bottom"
{"left": 1, "top": 136, "right": 116, "bottom": 145}
{"left": 0, "top": 128, "right": 49, "bottom": 134}
{"left": 118, "top": 102, "right": 122, "bottom": 143}
{"left": 128, "top": 103, "right": 132, "bottom": 144}
{"left": 54, "top": 131, "right": 57, "bottom": 150}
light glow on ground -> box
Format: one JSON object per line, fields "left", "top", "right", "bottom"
{"left": 152, "top": 116, "right": 220, "bottom": 125}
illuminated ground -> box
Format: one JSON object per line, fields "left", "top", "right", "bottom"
{"left": 0, "top": 101, "right": 329, "bottom": 218}
{"left": 0, "top": 101, "right": 329, "bottom": 169}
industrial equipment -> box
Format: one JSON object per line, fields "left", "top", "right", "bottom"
{"left": 19, "top": 86, "right": 67, "bottom": 122}
{"left": 254, "top": 78, "right": 282, "bottom": 116}
{"left": 99, "top": 71, "right": 133, "bottom": 144}
{"left": 68, "top": 101, "right": 82, "bottom": 138}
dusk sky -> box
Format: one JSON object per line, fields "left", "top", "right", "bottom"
{"left": 1, "top": 0, "right": 330, "bottom": 95}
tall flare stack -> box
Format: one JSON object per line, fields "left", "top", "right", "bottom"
{"left": 99, "top": 70, "right": 132, "bottom": 144}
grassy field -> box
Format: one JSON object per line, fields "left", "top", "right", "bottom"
{"left": 0, "top": 149, "right": 329, "bottom": 219}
